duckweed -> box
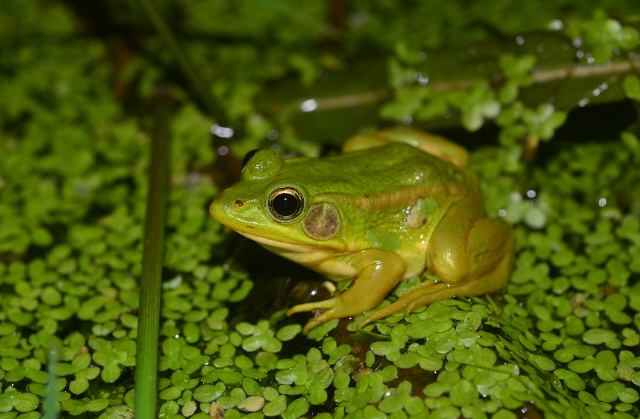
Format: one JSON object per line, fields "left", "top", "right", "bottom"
{"left": 2, "top": 2, "right": 640, "bottom": 419}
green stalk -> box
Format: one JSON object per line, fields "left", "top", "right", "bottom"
{"left": 135, "top": 96, "right": 171, "bottom": 419}
{"left": 137, "top": 0, "right": 230, "bottom": 127}
{"left": 43, "top": 341, "right": 59, "bottom": 419}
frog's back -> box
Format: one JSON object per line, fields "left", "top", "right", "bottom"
{"left": 283, "top": 143, "right": 476, "bottom": 198}
{"left": 279, "top": 143, "right": 481, "bottom": 277}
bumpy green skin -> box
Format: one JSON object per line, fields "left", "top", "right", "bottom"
{"left": 210, "top": 130, "right": 515, "bottom": 333}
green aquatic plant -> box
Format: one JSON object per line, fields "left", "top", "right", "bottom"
{"left": 1, "top": 1, "right": 640, "bottom": 418}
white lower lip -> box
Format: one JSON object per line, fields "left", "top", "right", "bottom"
{"left": 236, "top": 230, "right": 314, "bottom": 253}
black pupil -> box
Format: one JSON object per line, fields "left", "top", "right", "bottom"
{"left": 241, "top": 149, "right": 260, "bottom": 170}
{"left": 272, "top": 193, "right": 299, "bottom": 217}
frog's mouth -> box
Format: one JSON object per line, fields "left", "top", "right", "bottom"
{"left": 235, "top": 229, "right": 315, "bottom": 254}
{"left": 235, "top": 229, "right": 342, "bottom": 268}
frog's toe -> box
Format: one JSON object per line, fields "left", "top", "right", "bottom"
{"left": 356, "top": 282, "right": 448, "bottom": 327}
{"left": 357, "top": 301, "right": 407, "bottom": 328}
{"left": 297, "top": 303, "right": 342, "bottom": 334}
{"left": 287, "top": 298, "right": 337, "bottom": 316}
{"left": 302, "top": 307, "right": 345, "bottom": 334}
{"left": 302, "top": 319, "right": 324, "bottom": 334}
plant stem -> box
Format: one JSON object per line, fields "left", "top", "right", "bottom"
{"left": 135, "top": 93, "right": 171, "bottom": 419}
{"left": 43, "top": 341, "right": 59, "bottom": 419}
{"left": 283, "top": 60, "right": 640, "bottom": 114}
{"left": 137, "top": 0, "right": 230, "bottom": 127}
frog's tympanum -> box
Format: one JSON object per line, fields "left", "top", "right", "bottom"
{"left": 210, "top": 129, "right": 515, "bottom": 333}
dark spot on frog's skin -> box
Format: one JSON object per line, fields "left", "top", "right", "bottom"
{"left": 245, "top": 225, "right": 256, "bottom": 229}
{"left": 257, "top": 206, "right": 261, "bottom": 210}
{"left": 235, "top": 200, "right": 244, "bottom": 207}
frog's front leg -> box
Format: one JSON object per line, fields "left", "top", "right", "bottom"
{"left": 359, "top": 206, "right": 515, "bottom": 327}
{"left": 287, "top": 249, "right": 405, "bottom": 334}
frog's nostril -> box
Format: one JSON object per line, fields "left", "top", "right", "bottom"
{"left": 235, "top": 200, "right": 244, "bottom": 207}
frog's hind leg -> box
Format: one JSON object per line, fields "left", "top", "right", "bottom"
{"left": 357, "top": 244, "right": 513, "bottom": 327}
{"left": 358, "top": 215, "right": 515, "bottom": 328}
{"left": 342, "top": 129, "right": 469, "bottom": 167}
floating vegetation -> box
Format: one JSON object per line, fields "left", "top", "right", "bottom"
{"left": 1, "top": 1, "right": 640, "bottom": 418}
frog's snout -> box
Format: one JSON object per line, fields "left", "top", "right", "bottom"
{"left": 208, "top": 193, "right": 228, "bottom": 223}
{"left": 209, "top": 191, "right": 257, "bottom": 228}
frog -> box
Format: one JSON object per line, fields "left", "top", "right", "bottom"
{"left": 209, "top": 129, "right": 515, "bottom": 333}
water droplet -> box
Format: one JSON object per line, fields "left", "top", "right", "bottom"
{"left": 300, "top": 99, "right": 318, "bottom": 112}
{"left": 598, "top": 198, "right": 607, "bottom": 207}
{"left": 217, "top": 146, "right": 229, "bottom": 156}
{"left": 211, "top": 124, "right": 234, "bottom": 138}
{"left": 401, "top": 116, "right": 413, "bottom": 126}
{"left": 526, "top": 190, "right": 537, "bottom": 198}
{"left": 549, "top": 19, "right": 564, "bottom": 30}
{"left": 417, "top": 52, "right": 427, "bottom": 62}
{"left": 537, "top": 44, "right": 545, "bottom": 53}
{"left": 498, "top": 209, "right": 507, "bottom": 217}
{"left": 515, "top": 36, "right": 525, "bottom": 45}
{"left": 413, "top": 72, "right": 429, "bottom": 85}
{"left": 267, "top": 129, "right": 279, "bottom": 141}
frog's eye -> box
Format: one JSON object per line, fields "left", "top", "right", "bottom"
{"left": 241, "top": 149, "right": 260, "bottom": 171}
{"left": 267, "top": 187, "right": 305, "bottom": 221}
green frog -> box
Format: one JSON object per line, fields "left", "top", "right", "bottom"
{"left": 209, "top": 129, "right": 515, "bottom": 333}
